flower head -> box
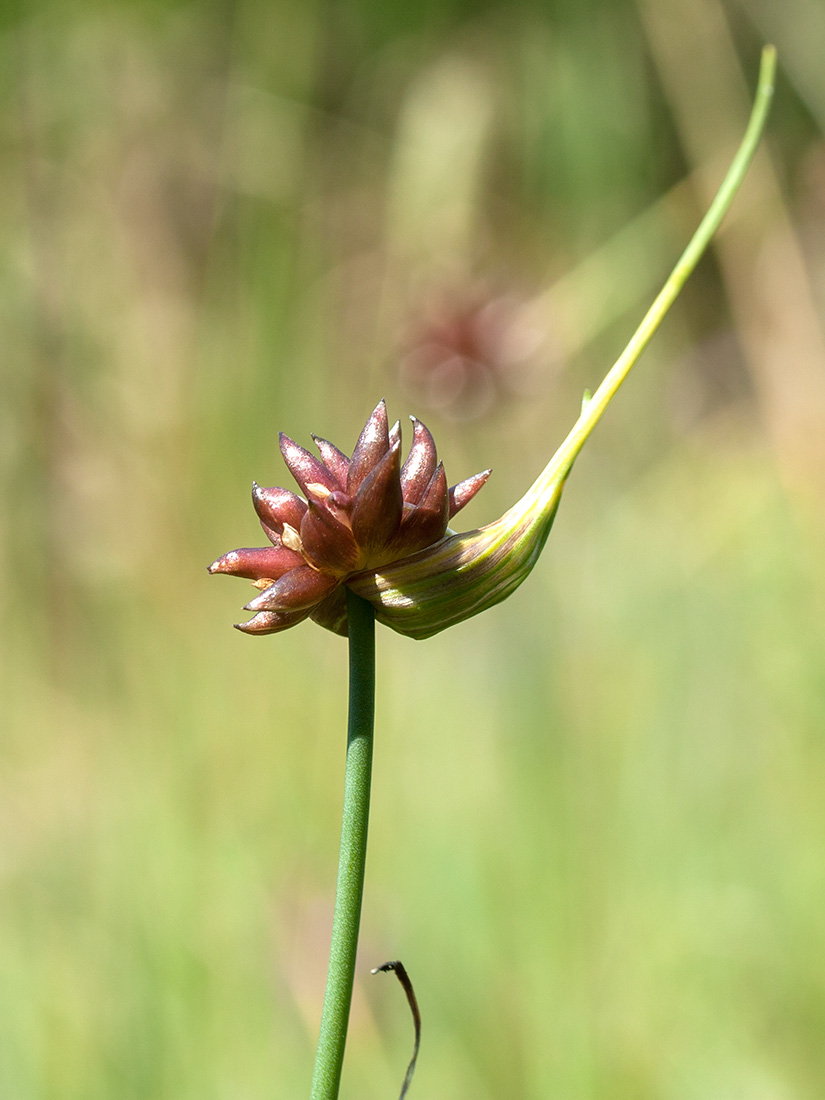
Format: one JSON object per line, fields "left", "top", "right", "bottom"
{"left": 208, "top": 400, "right": 490, "bottom": 636}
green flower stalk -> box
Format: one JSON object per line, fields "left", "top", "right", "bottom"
{"left": 208, "top": 45, "right": 776, "bottom": 1100}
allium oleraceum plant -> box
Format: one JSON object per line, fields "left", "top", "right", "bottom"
{"left": 209, "top": 48, "right": 775, "bottom": 1100}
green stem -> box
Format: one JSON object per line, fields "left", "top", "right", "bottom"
{"left": 310, "top": 588, "right": 376, "bottom": 1100}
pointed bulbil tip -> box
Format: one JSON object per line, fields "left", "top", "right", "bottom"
{"left": 233, "top": 611, "right": 290, "bottom": 635}
{"left": 208, "top": 550, "right": 238, "bottom": 575}
{"left": 448, "top": 469, "right": 492, "bottom": 518}
{"left": 418, "top": 460, "right": 449, "bottom": 521}
{"left": 348, "top": 399, "right": 391, "bottom": 494}
{"left": 311, "top": 434, "right": 350, "bottom": 489}
{"left": 350, "top": 434, "right": 404, "bottom": 555}
{"left": 400, "top": 416, "right": 438, "bottom": 505}
{"left": 251, "top": 484, "right": 308, "bottom": 543}
{"left": 359, "top": 400, "right": 389, "bottom": 443}
{"left": 243, "top": 563, "right": 339, "bottom": 613}
{"left": 208, "top": 544, "right": 306, "bottom": 581}
{"left": 280, "top": 432, "right": 340, "bottom": 497}
{"left": 234, "top": 607, "right": 312, "bottom": 634}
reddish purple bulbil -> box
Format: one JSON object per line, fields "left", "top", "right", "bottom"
{"left": 208, "top": 400, "right": 489, "bottom": 636}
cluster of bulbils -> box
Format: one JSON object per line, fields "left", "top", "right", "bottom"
{"left": 208, "top": 401, "right": 490, "bottom": 636}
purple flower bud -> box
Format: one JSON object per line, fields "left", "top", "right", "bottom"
{"left": 210, "top": 400, "right": 490, "bottom": 636}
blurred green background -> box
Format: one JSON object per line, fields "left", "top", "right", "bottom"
{"left": 2, "top": 0, "right": 824, "bottom": 1097}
